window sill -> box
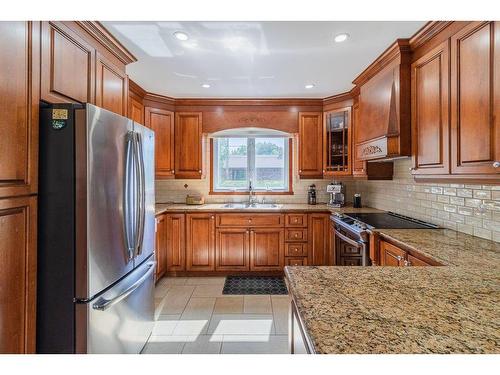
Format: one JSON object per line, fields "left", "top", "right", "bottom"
{"left": 209, "top": 190, "right": 294, "bottom": 195}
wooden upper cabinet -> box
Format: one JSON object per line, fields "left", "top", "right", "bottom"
{"left": 250, "top": 228, "right": 284, "bottom": 271}
{"left": 324, "top": 107, "right": 352, "bottom": 176}
{"left": 0, "top": 196, "right": 37, "bottom": 353}
{"left": 450, "top": 21, "right": 500, "bottom": 176}
{"left": 175, "top": 112, "right": 203, "bottom": 179}
{"left": 95, "top": 53, "right": 128, "bottom": 116}
{"left": 352, "top": 102, "right": 367, "bottom": 177}
{"left": 411, "top": 40, "right": 450, "bottom": 176}
{"left": 41, "top": 21, "right": 95, "bottom": 104}
{"left": 129, "top": 96, "right": 145, "bottom": 125}
{"left": 355, "top": 41, "right": 411, "bottom": 161}
{"left": 308, "top": 214, "right": 330, "bottom": 266}
{"left": 298, "top": 112, "right": 323, "bottom": 178}
{"left": 0, "top": 21, "right": 39, "bottom": 199}
{"left": 155, "top": 214, "right": 167, "bottom": 280}
{"left": 216, "top": 228, "right": 250, "bottom": 271}
{"left": 145, "top": 107, "right": 175, "bottom": 178}
{"left": 166, "top": 214, "right": 185, "bottom": 272}
{"left": 186, "top": 213, "right": 216, "bottom": 271}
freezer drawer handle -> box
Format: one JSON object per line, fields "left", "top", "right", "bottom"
{"left": 92, "top": 261, "right": 156, "bottom": 311}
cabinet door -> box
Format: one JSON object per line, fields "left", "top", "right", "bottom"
{"left": 41, "top": 21, "right": 95, "bottom": 104}
{"left": 129, "top": 96, "right": 144, "bottom": 125}
{"left": 186, "top": 213, "right": 216, "bottom": 271}
{"left": 324, "top": 107, "right": 352, "bottom": 176}
{"left": 411, "top": 40, "right": 450, "bottom": 175}
{"left": 0, "top": 196, "right": 37, "bottom": 353}
{"left": 250, "top": 228, "right": 284, "bottom": 271}
{"left": 155, "top": 214, "right": 167, "bottom": 280}
{"left": 215, "top": 228, "right": 249, "bottom": 271}
{"left": 95, "top": 53, "right": 128, "bottom": 116}
{"left": 407, "top": 254, "right": 432, "bottom": 267}
{"left": 379, "top": 240, "right": 406, "bottom": 266}
{"left": 145, "top": 107, "right": 175, "bottom": 178}
{"left": 298, "top": 112, "right": 323, "bottom": 178}
{"left": 175, "top": 112, "right": 203, "bottom": 179}
{"left": 166, "top": 214, "right": 185, "bottom": 272}
{"left": 352, "top": 102, "right": 367, "bottom": 177}
{"left": 308, "top": 214, "right": 330, "bottom": 266}
{"left": 0, "top": 21, "right": 39, "bottom": 199}
{"left": 450, "top": 21, "right": 500, "bottom": 175}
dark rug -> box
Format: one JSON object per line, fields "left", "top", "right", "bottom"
{"left": 223, "top": 276, "right": 288, "bottom": 295}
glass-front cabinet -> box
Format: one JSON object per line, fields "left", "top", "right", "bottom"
{"left": 323, "top": 107, "right": 352, "bottom": 176}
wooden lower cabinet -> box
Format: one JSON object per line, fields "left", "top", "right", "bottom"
{"left": 155, "top": 214, "right": 167, "bottom": 280}
{"left": 215, "top": 228, "right": 250, "bottom": 271}
{"left": 250, "top": 228, "right": 284, "bottom": 271}
{"left": 186, "top": 213, "right": 215, "bottom": 271}
{"left": 308, "top": 213, "right": 330, "bottom": 266}
{"left": 407, "top": 254, "right": 432, "bottom": 267}
{"left": 166, "top": 214, "right": 185, "bottom": 272}
{"left": 379, "top": 239, "right": 438, "bottom": 267}
{"left": 379, "top": 240, "right": 407, "bottom": 266}
{"left": 0, "top": 196, "right": 37, "bottom": 354}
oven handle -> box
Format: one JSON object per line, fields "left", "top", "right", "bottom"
{"left": 334, "top": 228, "right": 364, "bottom": 248}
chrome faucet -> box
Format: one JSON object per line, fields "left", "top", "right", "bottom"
{"left": 248, "top": 180, "right": 257, "bottom": 205}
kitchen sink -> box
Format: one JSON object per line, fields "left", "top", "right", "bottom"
{"left": 222, "top": 203, "right": 282, "bottom": 209}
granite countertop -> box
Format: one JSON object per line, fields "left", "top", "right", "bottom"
{"left": 285, "top": 229, "right": 500, "bottom": 354}
{"left": 155, "top": 202, "right": 381, "bottom": 215}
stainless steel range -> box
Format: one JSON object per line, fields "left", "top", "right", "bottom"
{"left": 330, "top": 212, "right": 438, "bottom": 266}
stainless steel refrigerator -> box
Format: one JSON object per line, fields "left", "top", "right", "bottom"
{"left": 37, "top": 103, "right": 156, "bottom": 353}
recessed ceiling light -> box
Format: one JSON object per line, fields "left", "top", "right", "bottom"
{"left": 305, "top": 84, "right": 315, "bottom": 89}
{"left": 201, "top": 84, "right": 211, "bottom": 88}
{"left": 334, "top": 33, "right": 349, "bottom": 43}
{"left": 173, "top": 31, "right": 189, "bottom": 41}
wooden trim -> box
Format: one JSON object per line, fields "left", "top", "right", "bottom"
{"left": 322, "top": 91, "right": 353, "bottom": 108}
{"left": 352, "top": 39, "right": 411, "bottom": 87}
{"left": 209, "top": 138, "right": 294, "bottom": 195}
{"left": 144, "top": 92, "right": 176, "bottom": 107}
{"left": 128, "top": 78, "right": 147, "bottom": 98}
{"left": 175, "top": 98, "right": 323, "bottom": 107}
{"left": 76, "top": 21, "right": 137, "bottom": 64}
{"left": 409, "top": 21, "right": 454, "bottom": 50}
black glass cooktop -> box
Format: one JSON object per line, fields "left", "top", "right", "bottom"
{"left": 345, "top": 212, "right": 438, "bottom": 229}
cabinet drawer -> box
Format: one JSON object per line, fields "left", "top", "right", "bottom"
{"left": 285, "top": 214, "right": 307, "bottom": 227}
{"left": 338, "top": 241, "right": 362, "bottom": 257}
{"left": 338, "top": 257, "right": 363, "bottom": 266}
{"left": 285, "top": 228, "right": 308, "bottom": 242}
{"left": 285, "top": 243, "right": 308, "bottom": 257}
{"left": 285, "top": 257, "right": 308, "bottom": 266}
{"left": 216, "top": 214, "right": 284, "bottom": 227}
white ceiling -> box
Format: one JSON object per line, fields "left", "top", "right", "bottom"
{"left": 103, "top": 21, "right": 425, "bottom": 98}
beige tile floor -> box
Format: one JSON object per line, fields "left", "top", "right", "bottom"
{"left": 143, "top": 276, "right": 290, "bottom": 354}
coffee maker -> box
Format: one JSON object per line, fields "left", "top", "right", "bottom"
{"left": 327, "top": 181, "right": 345, "bottom": 207}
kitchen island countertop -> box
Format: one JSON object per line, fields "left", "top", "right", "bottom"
{"left": 285, "top": 228, "right": 500, "bottom": 354}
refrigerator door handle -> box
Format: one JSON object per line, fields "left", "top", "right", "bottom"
{"left": 123, "top": 132, "right": 135, "bottom": 260}
{"left": 135, "top": 132, "right": 146, "bottom": 256}
{"left": 92, "top": 261, "right": 156, "bottom": 311}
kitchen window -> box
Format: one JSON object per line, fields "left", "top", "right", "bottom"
{"left": 211, "top": 136, "right": 291, "bottom": 194}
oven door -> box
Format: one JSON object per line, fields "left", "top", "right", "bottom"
{"left": 333, "top": 226, "right": 369, "bottom": 266}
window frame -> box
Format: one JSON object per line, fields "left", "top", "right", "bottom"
{"left": 209, "top": 137, "right": 294, "bottom": 195}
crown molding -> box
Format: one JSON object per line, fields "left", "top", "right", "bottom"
{"left": 76, "top": 21, "right": 137, "bottom": 65}
{"left": 352, "top": 39, "right": 411, "bottom": 87}
{"left": 143, "top": 92, "right": 176, "bottom": 107}
{"left": 409, "top": 21, "right": 454, "bottom": 50}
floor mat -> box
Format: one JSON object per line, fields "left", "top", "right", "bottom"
{"left": 223, "top": 275, "right": 288, "bottom": 295}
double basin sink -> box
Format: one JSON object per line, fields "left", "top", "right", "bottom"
{"left": 222, "top": 202, "right": 282, "bottom": 209}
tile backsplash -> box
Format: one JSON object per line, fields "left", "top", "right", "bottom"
{"left": 350, "top": 158, "right": 500, "bottom": 242}
{"left": 156, "top": 138, "right": 499, "bottom": 243}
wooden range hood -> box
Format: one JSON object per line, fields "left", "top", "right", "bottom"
{"left": 353, "top": 39, "right": 412, "bottom": 161}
